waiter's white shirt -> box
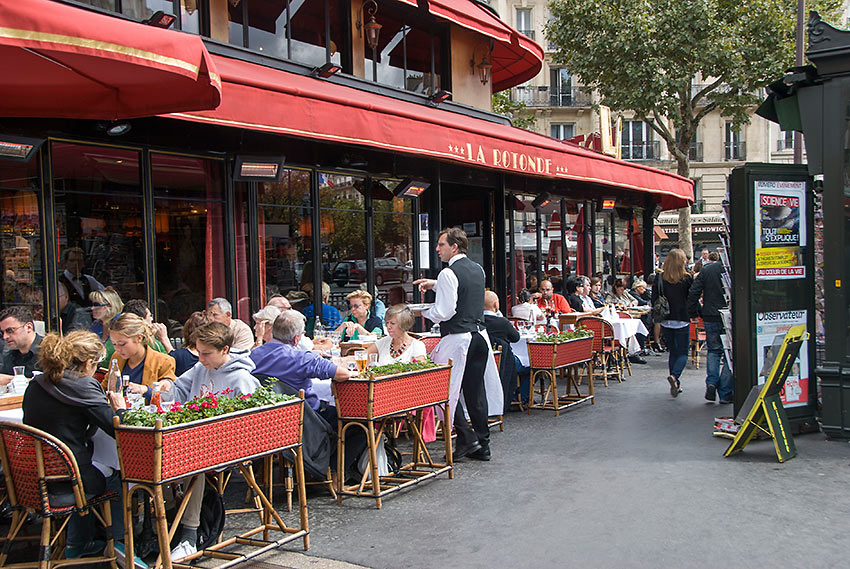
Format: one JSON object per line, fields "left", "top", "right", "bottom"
{"left": 424, "top": 254, "right": 503, "bottom": 416}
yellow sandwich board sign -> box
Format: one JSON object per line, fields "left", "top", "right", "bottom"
{"left": 724, "top": 324, "right": 808, "bottom": 462}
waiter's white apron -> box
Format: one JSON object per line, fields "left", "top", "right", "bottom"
{"left": 430, "top": 329, "right": 503, "bottom": 417}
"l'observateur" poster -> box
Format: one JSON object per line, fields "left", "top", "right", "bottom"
{"left": 754, "top": 180, "right": 806, "bottom": 280}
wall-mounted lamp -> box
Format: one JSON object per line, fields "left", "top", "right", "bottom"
{"left": 600, "top": 198, "right": 616, "bottom": 210}
{"left": 393, "top": 177, "right": 431, "bottom": 198}
{"left": 0, "top": 135, "right": 45, "bottom": 162}
{"left": 233, "top": 155, "right": 286, "bottom": 182}
{"left": 428, "top": 89, "right": 452, "bottom": 105}
{"left": 470, "top": 41, "right": 493, "bottom": 85}
{"left": 357, "top": 0, "right": 382, "bottom": 50}
{"left": 532, "top": 192, "right": 551, "bottom": 209}
{"left": 312, "top": 62, "right": 341, "bottom": 78}
{"left": 142, "top": 10, "right": 176, "bottom": 29}
{"left": 94, "top": 121, "right": 132, "bottom": 137}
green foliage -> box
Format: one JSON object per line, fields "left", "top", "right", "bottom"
{"left": 492, "top": 91, "right": 537, "bottom": 130}
{"left": 533, "top": 326, "right": 594, "bottom": 343}
{"left": 545, "top": 0, "right": 841, "bottom": 169}
{"left": 363, "top": 356, "right": 438, "bottom": 379}
{"left": 121, "top": 386, "right": 294, "bottom": 428}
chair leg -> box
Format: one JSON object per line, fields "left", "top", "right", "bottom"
{"left": 39, "top": 515, "right": 51, "bottom": 569}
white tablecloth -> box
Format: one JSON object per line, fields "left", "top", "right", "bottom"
{"left": 509, "top": 332, "right": 536, "bottom": 368}
{"left": 605, "top": 317, "right": 649, "bottom": 355}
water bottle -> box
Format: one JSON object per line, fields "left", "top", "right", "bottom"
{"left": 108, "top": 360, "right": 121, "bottom": 393}
{"left": 314, "top": 318, "right": 325, "bottom": 338}
{"left": 121, "top": 374, "right": 130, "bottom": 407}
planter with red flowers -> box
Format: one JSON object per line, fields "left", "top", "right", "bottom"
{"left": 526, "top": 327, "right": 595, "bottom": 415}
{"left": 114, "top": 386, "right": 303, "bottom": 484}
{"left": 527, "top": 327, "right": 594, "bottom": 369}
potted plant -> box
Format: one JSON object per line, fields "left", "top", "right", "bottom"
{"left": 527, "top": 327, "right": 594, "bottom": 369}
{"left": 333, "top": 357, "right": 452, "bottom": 420}
{"left": 114, "top": 387, "right": 303, "bottom": 484}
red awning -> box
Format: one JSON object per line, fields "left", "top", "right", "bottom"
{"left": 0, "top": 0, "right": 221, "bottom": 120}
{"left": 171, "top": 55, "right": 693, "bottom": 209}
{"left": 394, "top": 0, "right": 543, "bottom": 91}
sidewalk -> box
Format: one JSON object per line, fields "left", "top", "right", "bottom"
{"left": 237, "top": 354, "right": 850, "bottom": 569}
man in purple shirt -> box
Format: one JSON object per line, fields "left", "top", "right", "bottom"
{"left": 250, "top": 310, "right": 349, "bottom": 421}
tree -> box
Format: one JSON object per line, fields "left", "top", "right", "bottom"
{"left": 492, "top": 91, "right": 537, "bottom": 130}
{"left": 545, "top": 0, "right": 840, "bottom": 258}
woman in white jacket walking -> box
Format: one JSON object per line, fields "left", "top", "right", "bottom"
{"left": 158, "top": 321, "right": 260, "bottom": 561}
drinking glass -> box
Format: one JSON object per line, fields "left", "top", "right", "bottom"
{"left": 355, "top": 350, "right": 368, "bottom": 373}
{"left": 368, "top": 353, "right": 379, "bottom": 368}
{"left": 12, "top": 366, "right": 25, "bottom": 379}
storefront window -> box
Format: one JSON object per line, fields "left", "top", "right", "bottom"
{"left": 0, "top": 158, "right": 44, "bottom": 323}
{"left": 258, "top": 168, "right": 312, "bottom": 305}
{"left": 373, "top": 185, "right": 414, "bottom": 306}
{"left": 77, "top": 1, "right": 199, "bottom": 32}
{"left": 613, "top": 210, "right": 631, "bottom": 278}
{"left": 52, "top": 142, "right": 146, "bottom": 307}
{"left": 151, "top": 153, "right": 226, "bottom": 331}
{"left": 511, "top": 194, "right": 537, "bottom": 294}
{"left": 320, "top": 173, "right": 366, "bottom": 323}
{"left": 595, "top": 210, "right": 612, "bottom": 279}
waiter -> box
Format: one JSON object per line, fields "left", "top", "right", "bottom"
{"left": 413, "top": 227, "right": 501, "bottom": 461}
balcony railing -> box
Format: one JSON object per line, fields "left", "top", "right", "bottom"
{"left": 724, "top": 141, "right": 747, "bottom": 161}
{"left": 776, "top": 138, "right": 794, "bottom": 152}
{"left": 689, "top": 142, "right": 703, "bottom": 162}
{"left": 510, "top": 86, "right": 592, "bottom": 107}
{"left": 622, "top": 141, "right": 661, "bottom": 160}
{"left": 518, "top": 29, "right": 535, "bottom": 40}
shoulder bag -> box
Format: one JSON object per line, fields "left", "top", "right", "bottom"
{"left": 651, "top": 277, "right": 671, "bottom": 322}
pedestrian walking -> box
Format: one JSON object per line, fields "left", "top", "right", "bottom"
{"left": 651, "top": 248, "right": 693, "bottom": 397}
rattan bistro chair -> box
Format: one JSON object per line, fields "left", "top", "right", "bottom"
{"left": 576, "top": 316, "right": 622, "bottom": 387}
{"left": 0, "top": 421, "right": 118, "bottom": 569}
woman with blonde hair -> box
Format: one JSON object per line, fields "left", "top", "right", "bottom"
{"left": 108, "top": 312, "right": 176, "bottom": 404}
{"left": 88, "top": 286, "right": 123, "bottom": 342}
{"left": 336, "top": 289, "right": 383, "bottom": 341}
{"left": 367, "top": 305, "right": 426, "bottom": 364}
{"left": 23, "top": 331, "right": 143, "bottom": 565}
{"left": 651, "top": 248, "right": 693, "bottom": 398}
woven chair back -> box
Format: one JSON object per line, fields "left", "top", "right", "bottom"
{"left": 0, "top": 422, "right": 80, "bottom": 514}
{"left": 577, "top": 317, "right": 613, "bottom": 352}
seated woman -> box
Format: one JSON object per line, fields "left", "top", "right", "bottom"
{"left": 510, "top": 289, "right": 544, "bottom": 322}
{"left": 335, "top": 289, "right": 383, "bottom": 342}
{"left": 23, "top": 331, "right": 144, "bottom": 567}
{"left": 157, "top": 321, "right": 260, "bottom": 561}
{"left": 604, "top": 278, "right": 638, "bottom": 307}
{"left": 159, "top": 311, "right": 211, "bottom": 376}
{"left": 89, "top": 286, "right": 123, "bottom": 343}
{"left": 103, "top": 299, "right": 169, "bottom": 363}
{"left": 108, "top": 313, "right": 176, "bottom": 404}
{"left": 367, "top": 305, "right": 426, "bottom": 365}
{"left": 589, "top": 276, "right": 607, "bottom": 308}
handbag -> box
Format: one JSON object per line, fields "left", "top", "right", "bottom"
{"left": 651, "top": 277, "right": 670, "bottom": 322}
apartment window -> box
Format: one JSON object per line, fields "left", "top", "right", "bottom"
{"left": 689, "top": 131, "right": 703, "bottom": 161}
{"left": 549, "top": 69, "right": 572, "bottom": 106}
{"left": 550, "top": 123, "right": 575, "bottom": 141}
{"left": 725, "top": 122, "right": 746, "bottom": 161}
{"left": 516, "top": 9, "right": 533, "bottom": 39}
{"left": 621, "top": 121, "right": 655, "bottom": 160}
{"left": 778, "top": 130, "right": 794, "bottom": 152}
{"left": 77, "top": 0, "right": 199, "bottom": 32}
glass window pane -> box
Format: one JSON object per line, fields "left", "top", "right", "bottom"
{"left": 0, "top": 158, "right": 44, "bottom": 322}
{"left": 52, "top": 142, "right": 145, "bottom": 305}
{"left": 373, "top": 190, "right": 414, "bottom": 305}
{"left": 320, "top": 173, "right": 366, "bottom": 323}
{"left": 151, "top": 153, "right": 226, "bottom": 329}
{"left": 258, "top": 168, "right": 312, "bottom": 301}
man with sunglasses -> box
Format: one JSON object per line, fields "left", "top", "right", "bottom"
{"left": 0, "top": 306, "right": 43, "bottom": 385}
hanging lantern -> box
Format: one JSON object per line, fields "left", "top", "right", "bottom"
{"left": 359, "top": 0, "right": 382, "bottom": 50}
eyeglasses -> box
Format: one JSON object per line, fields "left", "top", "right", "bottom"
{"left": 1, "top": 325, "right": 25, "bottom": 336}
{"left": 91, "top": 303, "right": 109, "bottom": 307}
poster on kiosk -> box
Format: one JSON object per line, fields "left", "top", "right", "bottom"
{"left": 728, "top": 164, "right": 816, "bottom": 425}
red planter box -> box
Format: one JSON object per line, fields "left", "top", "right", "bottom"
{"left": 115, "top": 399, "right": 303, "bottom": 484}
{"left": 334, "top": 365, "right": 452, "bottom": 419}
{"left": 527, "top": 336, "right": 593, "bottom": 369}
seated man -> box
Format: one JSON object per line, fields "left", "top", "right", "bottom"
{"left": 56, "top": 281, "right": 92, "bottom": 334}
{"left": 250, "top": 309, "right": 349, "bottom": 424}
{"left": 571, "top": 276, "right": 604, "bottom": 315}
{"left": 533, "top": 279, "right": 572, "bottom": 315}
{"left": 483, "top": 291, "right": 523, "bottom": 412}
{"left": 207, "top": 297, "right": 255, "bottom": 351}
{"left": 303, "top": 282, "right": 343, "bottom": 335}
{"left": 0, "top": 306, "right": 43, "bottom": 385}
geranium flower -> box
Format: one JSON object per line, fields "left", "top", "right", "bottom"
{"left": 187, "top": 403, "right": 200, "bottom": 411}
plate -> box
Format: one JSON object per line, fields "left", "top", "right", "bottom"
{"left": 407, "top": 303, "right": 433, "bottom": 312}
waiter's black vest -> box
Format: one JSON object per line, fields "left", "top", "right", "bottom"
{"left": 441, "top": 256, "right": 485, "bottom": 337}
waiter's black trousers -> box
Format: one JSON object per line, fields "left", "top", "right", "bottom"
{"left": 453, "top": 331, "right": 490, "bottom": 448}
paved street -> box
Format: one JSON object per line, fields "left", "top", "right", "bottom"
{"left": 226, "top": 355, "right": 849, "bottom": 568}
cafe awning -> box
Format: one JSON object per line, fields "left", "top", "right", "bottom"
{"left": 0, "top": 0, "right": 221, "bottom": 120}
{"left": 395, "top": 0, "right": 543, "bottom": 91}
{"left": 172, "top": 55, "right": 693, "bottom": 209}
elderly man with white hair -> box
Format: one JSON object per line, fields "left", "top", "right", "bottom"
{"left": 207, "top": 298, "right": 255, "bottom": 351}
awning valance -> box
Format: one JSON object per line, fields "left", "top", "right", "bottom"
{"left": 0, "top": 0, "right": 221, "bottom": 120}
{"left": 172, "top": 55, "right": 693, "bottom": 209}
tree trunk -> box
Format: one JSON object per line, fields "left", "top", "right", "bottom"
{"left": 675, "top": 156, "right": 694, "bottom": 260}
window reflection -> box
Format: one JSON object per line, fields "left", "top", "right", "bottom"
{"left": 151, "top": 153, "right": 226, "bottom": 331}
{"left": 373, "top": 186, "right": 414, "bottom": 306}
{"left": 52, "top": 142, "right": 146, "bottom": 307}
{"left": 0, "top": 159, "right": 44, "bottom": 322}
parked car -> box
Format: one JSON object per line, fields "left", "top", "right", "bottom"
{"left": 332, "top": 258, "right": 411, "bottom": 286}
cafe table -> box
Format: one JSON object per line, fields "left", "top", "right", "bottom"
{"left": 603, "top": 315, "right": 649, "bottom": 355}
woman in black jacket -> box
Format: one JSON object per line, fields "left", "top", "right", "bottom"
{"left": 23, "top": 331, "right": 134, "bottom": 563}
{"left": 651, "top": 249, "right": 693, "bottom": 398}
